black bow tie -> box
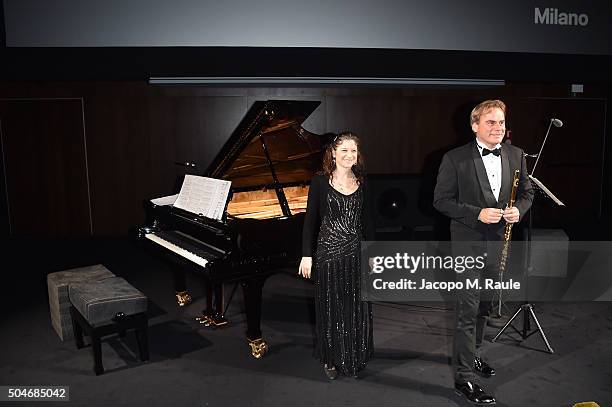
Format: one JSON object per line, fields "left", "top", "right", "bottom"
{"left": 482, "top": 147, "right": 501, "bottom": 157}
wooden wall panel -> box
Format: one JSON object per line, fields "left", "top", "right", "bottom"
{"left": 0, "top": 99, "right": 91, "bottom": 236}
{"left": 84, "top": 87, "right": 153, "bottom": 234}
{"left": 326, "top": 93, "right": 411, "bottom": 173}
{"left": 85, "top": 85, "right": 250, "bottom": 233}
{"left": 147, "top": 94, "right": 248, "bottom": 197}
{"left": 0, "top": 82, "right": 607, "bottom": 235}
{"left": 511, "top": 97, "right": 606, "bottom": 226}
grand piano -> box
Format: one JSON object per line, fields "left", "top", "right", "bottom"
{"left": 138, "top": 100, "right": 329, "bottom": 358}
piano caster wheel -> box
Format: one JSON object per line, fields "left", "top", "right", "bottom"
{"left": 175, "top": 291, "right": 192, "bottom": 307}
{"left": 248, "top": 338, "right": 268, "bottom": 359}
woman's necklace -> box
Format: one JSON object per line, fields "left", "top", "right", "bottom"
{"left": 332, "top": 173, "right": 357, "bottom": 193}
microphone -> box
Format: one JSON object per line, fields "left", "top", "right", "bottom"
{"left": 552, "top": 118, "right": 563, "bottom": 127}
{"left": 174, "top": 161, "right": 197, "bottom": 168}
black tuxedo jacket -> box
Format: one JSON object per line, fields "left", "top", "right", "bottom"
{"left": 433, "top": 141, "right": 534, "bottom": 241}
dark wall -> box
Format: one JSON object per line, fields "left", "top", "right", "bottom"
{"left": 2, "top": 47, "right": 611, "bottom": 84}
{"left": 0, "top": 99, "right": 91, "bottom": 236}
{"left": 602, "top": 83, "right": 612, "bottom": 224}
{"left": 0, "top": 81, "right": 607, "bottom": 236}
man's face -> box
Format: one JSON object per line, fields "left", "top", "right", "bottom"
{"left": 472, "top": 107, "right": 505, "bottom": 149}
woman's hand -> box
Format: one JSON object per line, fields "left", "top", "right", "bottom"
{"left": 299, "top": 257, "right": 313, "bottom": 278}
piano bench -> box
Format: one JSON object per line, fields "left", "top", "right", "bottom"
{"left": 68, "top": 277, "right": 149, "bottom": 375}
{"left": 47, "top": 264, "right": 116, "bottom": 341}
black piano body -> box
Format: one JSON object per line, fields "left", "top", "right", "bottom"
{"left": 138, "top": 100, "right": 329, "bottom": 357}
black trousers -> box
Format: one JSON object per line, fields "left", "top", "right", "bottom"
{"left": 452, "top": 239, "right": 501, "bottom": 384}
{"left": 453, "top": 271, "right": 493, "bottom": 384}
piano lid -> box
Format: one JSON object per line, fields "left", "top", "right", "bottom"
{"left": 206, "top": 100, "right": 328, "bottom": 190}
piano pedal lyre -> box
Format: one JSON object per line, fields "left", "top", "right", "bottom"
{"left": 175, "top": 291, "right": 193, "bottom": 307}
{"left": 196, "top": 311, "right": 228, "bottom": 327}
{"left": 248, "top": 337, "right": 268, "bottom": 359}
{"left": 195, "top": 314, "right": 212, "bottom": 326}
{"left": 209, "top": 312, "right": 229, "bottom": 327}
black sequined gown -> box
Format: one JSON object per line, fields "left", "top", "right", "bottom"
{"left": 314, "top": 185, "right": 373, "bottom": 376}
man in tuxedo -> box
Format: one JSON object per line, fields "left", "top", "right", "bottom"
{"left": 433, "top": 99, "right": 534, "bottom": 405}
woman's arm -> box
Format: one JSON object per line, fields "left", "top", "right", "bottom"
{"left": 301, "top": 175, "right": 321, "bottom": 256}
{"left": 299, "top": 176, "right": 322, "bottom": 278}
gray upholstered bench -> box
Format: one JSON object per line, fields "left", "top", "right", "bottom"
{"left": 47, "top": 265, "right": 116, "bottom": 341}
{"left": 69, "top": 277, "right": 149, "bottom": 375}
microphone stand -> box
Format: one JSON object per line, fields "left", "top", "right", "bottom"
{"left": 530, "top": 119, "right": 555, "bottom": 177}
{"left": 491, "top": 119, "right": 561, "bottom": 354}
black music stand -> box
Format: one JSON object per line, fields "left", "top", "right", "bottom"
{"left": 491, "top": 118, "right": 564, "bottom": 353}
{"left": 491, "top": 182, "right": 564, "bottom": 353}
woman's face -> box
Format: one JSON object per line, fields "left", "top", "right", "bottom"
{"left": 333, "top": 139, "right": 358, "bottom": 170}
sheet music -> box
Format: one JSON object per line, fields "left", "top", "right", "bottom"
{"left": 150, "top": 193, "right": 179, "bottom": 206}
{"left": 173, "top": 175, "right": 232, "bottom": 220}
{"left": 529, "top": 176, "right": 565, "bottom": 206}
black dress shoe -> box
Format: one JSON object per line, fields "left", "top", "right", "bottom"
{"left": 323, "top": 365, "right": 338, "bottom": 380}
{"left": 454, "top": 381, "right": 496, "bottom": 405}
{"left": 474, "top": 356, "right": 496, "bottom": 377}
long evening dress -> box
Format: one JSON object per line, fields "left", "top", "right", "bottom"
{"left": 314, "top": 185, "right": 373, "bottom": 376}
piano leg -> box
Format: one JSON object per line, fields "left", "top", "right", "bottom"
{"left": 242, "top": 277, "right": 268, "bottom": 359}
{"left": 211, "top": 283, "right": 228, "bottom": 326}
{"left": 196, "top": 279, "right": 214, "bottom": 326}
{"left": 196, "top": 281, "right": 228, "bottom": 327}
{"left": 173, "top": 270, "right": 192, "bottom": 307}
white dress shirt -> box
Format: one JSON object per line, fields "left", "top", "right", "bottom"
{"left": 476, "top": 140, "right": 502, "bottom": 201}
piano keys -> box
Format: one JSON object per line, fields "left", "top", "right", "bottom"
{"left": 138, "top": 100, "right": 329, "bottom": 358}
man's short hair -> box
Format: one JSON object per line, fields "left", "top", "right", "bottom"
{"left": 470, "top": 99, "right": 507, "bottom": 126}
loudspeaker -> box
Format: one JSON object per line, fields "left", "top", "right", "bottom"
{"left": 367, "top": 174, "right": 435, "bottom": 232}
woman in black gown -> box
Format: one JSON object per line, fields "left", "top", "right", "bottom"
{"left": 298, "top": 131, "right": 374, "bottom": 379}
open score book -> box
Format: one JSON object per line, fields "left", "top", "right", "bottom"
{"left": 150, "top": 175, "right": 232, "bottom": 220}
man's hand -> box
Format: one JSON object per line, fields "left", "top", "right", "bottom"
{"left": 503, "top": 207, "right": 520, "bottom": 223}
{"left": 478, "top": 208, "right": 504, "bottom": 224}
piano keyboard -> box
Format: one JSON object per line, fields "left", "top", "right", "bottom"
{"left": 144, "top": 233, "right": 210, "bottom": 268}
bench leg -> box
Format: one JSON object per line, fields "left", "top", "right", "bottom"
{"left": 70, "top": 306, "right": 85, "bottom": 349}
{"left": 136, "top": 326, "right": 149, "bottom": 361}
{"left": 72, "top": 308, "right": 147, "bottom": 375}
{"left": 91, "top": 331, "right": 104, "bottom": 375}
